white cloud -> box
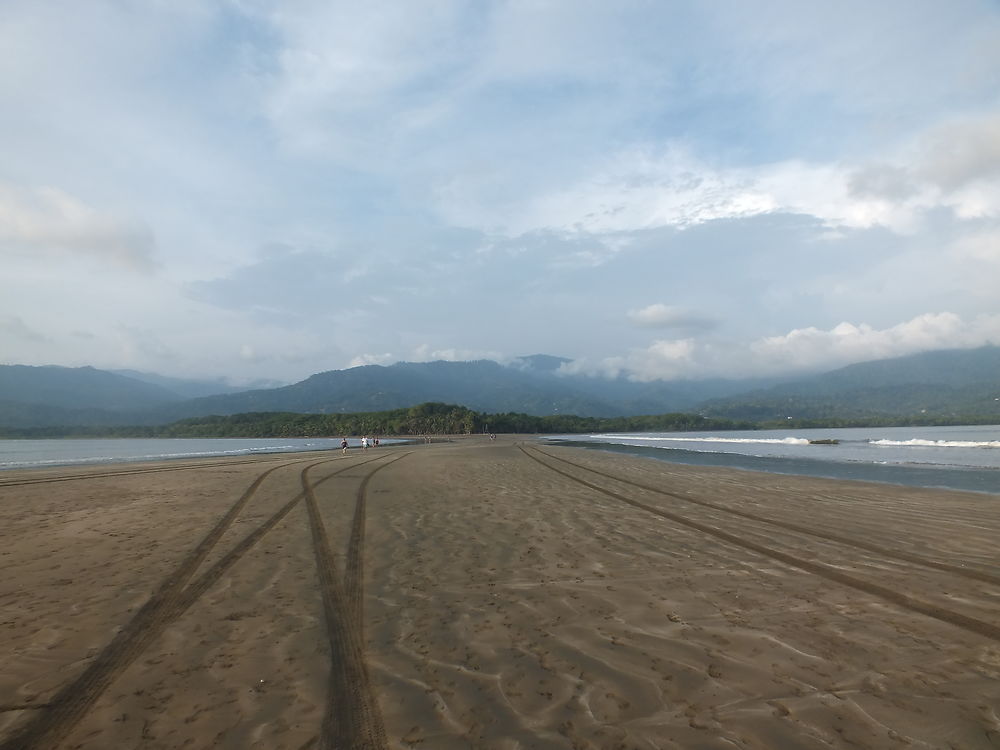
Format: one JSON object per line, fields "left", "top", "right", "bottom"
{"left": 748, "top": 313, "right": 1000, "bottom": 372}
{"left": 0, "top": 260, "right": 340, "bottom": 381}
{"left": 437, "top": 146, "right": 948, "bottom": 238}
{"left": 623, "top": 338, "right": 698, "bottom": 381}
{"left": 560, "top": 339, "right": 698, "bottom": 381}
{"left": 628, "top": 304, "right": 717, "bottom": 332}
{"left": 253, "top": 1, "right": 471, "bottom": 160}
{"left": 569, "top": 312, "right": 1000, "bottom": 382}
{"left": 951, "top": 229, "right": 1000, "bottom": 264}
{"left": 0, "top": 184, "right": 156, "bottom": 270}
{"left": 437, "top": 109, "right": 1000, "bottom": 240}
{"left": 916, "top": 113, "right": 1000, "bottom": 191}
{"left": 348, "top": 347, "right": 510, "bottom": 369}
{"left": 409, "top": 344, "right": 505, "bottom": 363}
{"left": 2, "top": 1, "right": 999, "bottom": 385}
{"left": 349, "top": 352, "right": 396, "bottom": 367}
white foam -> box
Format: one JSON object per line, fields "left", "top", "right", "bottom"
{"left": 589, "top": 434, "right": 811, "bottom": 446}
{"left": 870, "top": 439, "right": 1000, "bottom": 449}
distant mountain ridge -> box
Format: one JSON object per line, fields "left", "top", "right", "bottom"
{"left": 111, "top": 369, "right": 286, "bottom": 399}
{"left": 700, "top": 346, "right": 1000, "bottom": 421}
{"left": 1, "top": 346, "right": 998, "bottom": 429}
{"left": 147, "top": 358, "right": 752, "bottom": 422}
{"left": 0, "top": 365, "right": 181, "bottom": 411}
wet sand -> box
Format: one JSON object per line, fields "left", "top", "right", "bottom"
{"left": 1, "top": 437, "right": 998, "bottom": 749}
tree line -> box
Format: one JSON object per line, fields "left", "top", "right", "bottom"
{"left": 1, "top": 401, "right": 995, "bottom": 439}
{"left": 0, "top": 402, "right": 753, "bottom": 438}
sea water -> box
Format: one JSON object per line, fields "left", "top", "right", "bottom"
{"left": 545, "top": 425, "right": 1000, "bottom": 494}
{"left": 0, "top": 437, "right": 350, "bottom": 471}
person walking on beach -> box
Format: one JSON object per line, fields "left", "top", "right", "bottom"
{"left": 361, "top": 436, "right": 369, "bottom": 450}
{"left": 341, "top": 437, "right": 348, "bottom": 454}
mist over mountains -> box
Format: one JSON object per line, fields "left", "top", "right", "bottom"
{"left": 2, "top": 347, "right": 999, "bottom": 430}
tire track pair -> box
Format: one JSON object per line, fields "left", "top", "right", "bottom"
{"left": 531, "top": 446, "right": 1000, "bottom": 589}
{"left": 520, "top": 445, "right": 1000, "bottom": 643}
{"left": 0, "top": 455, "right": 312, "bottom": 488}
{"left": 302, "top": 453, "right": 409, "bottom": 750}
{"left": 0, "top": 453, "right": 391, "bottom": 750}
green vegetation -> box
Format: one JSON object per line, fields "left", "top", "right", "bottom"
{"left": 702, "top": 384, "right": 1000, "bottom": 423}
{"left": 0, "top": 402, "right": 753, "bottom": 438}
{"left": 1, "top": 400, "right": 996, "bottom": 440}
{"left": 758, "top": 413, "right": 1000, "bottom": 429}
{"left": 4, "top": 348, "right": 998, "bottom": 431}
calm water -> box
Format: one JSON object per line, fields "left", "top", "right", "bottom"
{"left": 0, "top": 437, "right": 387, "bottom": 471}
{"left": 545, "top": 425, "right": 1000, "bottom": 495}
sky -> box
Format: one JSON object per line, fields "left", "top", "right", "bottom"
{"left": 2, "top": 0, "right": 1000, "bottom": 385}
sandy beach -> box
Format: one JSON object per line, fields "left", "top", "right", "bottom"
{"left": 1, "top": 437, "right": 998, "bottom": 749}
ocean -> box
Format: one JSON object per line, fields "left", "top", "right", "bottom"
{"left": 0, "top": 437, "right": 385, "bottom": 471}
{"left": 544, "top": 424, "right": 1000, "bottom": 495}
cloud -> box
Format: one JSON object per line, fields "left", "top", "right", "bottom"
{"left": 434, "top": 108, "right": 1000, "bottom": 241}
{"left": 628, "top": 304, "right": 717, "bottom": 333}
{"left": 408, "top": 344, "right": 505, "bottom": 363}
{"left": 347, "top": 345, "right": 509, "bottom": 369}
{"left": 568, "top": 312, "right": 1000, "bottom": 382}
{"left": 502, "top": 109, "right": 1000, "bottom": 240}
{"left": 1, "top": 1, "right": 999, "bottom": 385}
{"left": 847, "top": 165, "right": 919, "bottom": 201}
{"left": 0, "top": 315, "right": 49, "bottom": 345}
{"left": 0, "top": 184, "right": 156, "bottom": 270}
{"left": 349, "top": 352, "right": 396, "bottom": 367}
{"left": 251, "top": 2, "right": 474, "bottom": 161}
{"left": 748, "top": 312, "right": 1000, "bottom": 372}
{"left": 840, "top": 113, "right": 1000, "bottom": 225}
{"left": 916, "top": 113, "right": 1000, "bottom": 191}
{"left": 951, "top": 228, "right": 1000, "bottom": 264}
{"left": 437, "top": 146, "right": 946, "bottom": 238}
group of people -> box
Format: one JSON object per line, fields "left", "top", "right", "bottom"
{"left": 340, "top": 436, "right": 380, "bottom": 453}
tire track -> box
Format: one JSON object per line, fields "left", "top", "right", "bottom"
{"left": 530, "top": 445, "right": 1000, "bottom": 588}
{"left": 0, "top": 454, "right": 391, "bottom": 750}
{"left": 344, "top": 453, "right": 411, "bottom": 633}
{"left": 302, "top": 461, "right": 391, "bottom": 750}
{"left": 0, "top": 454, "right": 318, "bottom": 487}
{"left": 520, "top": 446, "right": 1000, "bottom": 643}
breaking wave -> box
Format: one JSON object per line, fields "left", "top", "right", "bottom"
{"left": 589, "top": 435, "right": 811, "bottom": 446}
{"left": 870, "top": 439, "right": 1000, "bottom": 449}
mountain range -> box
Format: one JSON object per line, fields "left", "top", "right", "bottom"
{"left": 1, "top": 347, "right": 999, "bottom": 430}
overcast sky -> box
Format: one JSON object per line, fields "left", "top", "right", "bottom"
{"left": 3, "top": 1, "right": 999, "bottom": 385}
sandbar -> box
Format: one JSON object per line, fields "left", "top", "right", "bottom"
{"left": 1, "top": 437, "right": 998, "bottom": 749}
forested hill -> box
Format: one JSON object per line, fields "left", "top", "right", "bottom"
{"left": 145, "top": 359, "right": 764, "bottom": 422}
{"left": 0, "top": 403, "right": 753, "bottom": 439}
{"left": 701, "top": 346, "right": 1000, "bottom": 421}
{"left": 0, "top": 358, "right": 760, "bottom": 428}
{"left": 2, "top": 346, "right": 999, "bottom": 430}
{"left": 148, "top": 360, "right": 622, "bottom": 421}
{"left": 0, "top": 365, "right": 181, "bottom": 412}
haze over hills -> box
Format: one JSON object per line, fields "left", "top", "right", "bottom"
{"left": 699, "top": 346, "right": 1000, "bottom": 421}
{"left": 0, "top": 365, "right": 182, "bottom": 411}
{"left": 139, "top": 357, "right": 774, "bottom": 424}
{"left": 111, "top": 370, "right": 286, "bottom": 399}
{"left": 1, "top": 346, "right": 998, "bottom": 430}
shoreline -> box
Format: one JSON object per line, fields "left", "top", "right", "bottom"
{"left": 546, "top": 438, "right": 1000, "bottom": 496}
{"left": 0, "top": 435, "right": 433, "bottom": 474}
{"left": 6, "top": 426, "right": 998, "bottom": 495}
{"left": 2, "top": 437, "right": 999, "bottom": 748}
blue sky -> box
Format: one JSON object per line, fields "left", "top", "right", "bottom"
{"left": 2, "top": 1, "right": 1000, "bottom": 384}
